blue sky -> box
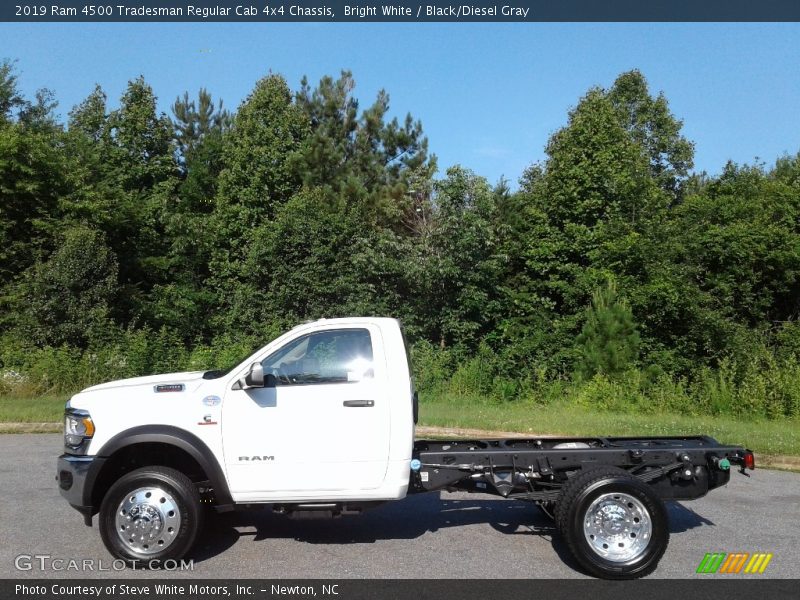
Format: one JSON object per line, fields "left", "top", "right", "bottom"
{"left": 2, "top": 23, "right": 799, "bottom": 186}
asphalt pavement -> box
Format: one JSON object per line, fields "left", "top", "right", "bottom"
{"left": 1, "top": 434, "right": 797, "bottom": 579}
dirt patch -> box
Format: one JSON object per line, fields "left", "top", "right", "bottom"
{"left": 415, "top": 425, "right": 559, "bottom": 439}
{"left": 755, "top": 454, "right": 800, "bottom": 471}
{"left": 0, "top": 422, "right": 60, "bottom": 433}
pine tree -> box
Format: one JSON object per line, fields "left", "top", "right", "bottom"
{"left": 576, "top": 280, "right": 640, "bottom": 379}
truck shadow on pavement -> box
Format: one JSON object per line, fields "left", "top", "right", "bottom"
{"left": 189, "top": 493, "right": 715, "bottom": 572}
{"left": 666, "top": 502, "right": 715, "bottom": 532}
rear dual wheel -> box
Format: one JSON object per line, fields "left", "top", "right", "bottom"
{"left": 555, "top": 466, "right": 669, "bottom": 579}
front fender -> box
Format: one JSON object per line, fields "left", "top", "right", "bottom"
{"left": 89, "top": 424, "right": 233, "bottom": 508}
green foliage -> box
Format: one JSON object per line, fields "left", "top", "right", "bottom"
{"left": 414, "top": 167, "right": 501, "bottom": 351}
{"left": 172, "top": 88, "right": 231, "bottom": 166}
{"left": 606, "top": 70, "right": 694, "bottom": 199}
{"left": 775, "top": 320, "right": 800, "bottom": 359}
{"left": 1, "top": 64, "right": 799, "bottom": 426}
{"left": 412, "top": 341, "right": 800, "bottom": 420}
{"left": 207, "top": 74, "right": 310, "bottom": 322}
{"left": 212, "top": 74, "right": 308, "bottom": 226}
{"left": 58, "top": 77, "right": 181, "bottom": 330}
{"left": 13, "top": 226, "right": 118, "bottom": 347}
{"left": 0, "top": 60, "right": 24, "bottom": 120}
{"left": 293, "top": 70, "right": 435, "bottom": 226}
{"left": 575, "top": 280, "right": 640, "bottom": 379}
{"left": 228, "top": 187, "right": 378, "bottom": 332}
{"left": 410, "top": 340, "right": 456, "bottom": 391}
{"left": 0, "top": 100, "right": 69, "bottom": 286}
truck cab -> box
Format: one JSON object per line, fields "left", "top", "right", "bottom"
{"left": 218, "top": 317, "right": 414, "bottom": 501}
{"left": 59, "top": 317, "right": 415, "bottom": 510}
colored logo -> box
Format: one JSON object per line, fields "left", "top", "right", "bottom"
{"left": 696, "top": 552, "right": 773, "bottom": 574}
{"left": 202, "top": 395, "right": 221, "bottom": 406}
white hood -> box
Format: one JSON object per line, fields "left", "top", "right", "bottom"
{"left": 81, "top": 371, "right": 207, "bottom": 393}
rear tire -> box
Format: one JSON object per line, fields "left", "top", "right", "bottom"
{"left": 99, "top": 466, "right": 202, "bottom": 567}
{"left": 555, "top": 466, "right": 669, "bottom": 579}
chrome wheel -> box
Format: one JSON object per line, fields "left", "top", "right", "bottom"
{"left": 583, "top": 492, "right": 652, "bottom": 562}
{"left": 115, "top": 486, "right": 182, "bottom": 555}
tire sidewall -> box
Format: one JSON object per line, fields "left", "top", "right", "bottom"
{"left": 568, "top": 476, "right": 669, "bottom": 579}
{"left": 99, "top": 469, "right": 201, "bottom": 566}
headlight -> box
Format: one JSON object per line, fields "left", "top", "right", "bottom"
{"left": 64, "top": 408, "right": 95, "bottom": 452}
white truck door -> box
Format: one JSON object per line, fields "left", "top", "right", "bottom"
{"left": 221, "top": 325, "right": 391, "bottom": 496}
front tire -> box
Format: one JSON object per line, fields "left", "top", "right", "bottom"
{"left": 99, "top": 466, "right": 203, "bottom": 566}
{"left": 555, "top": 466, "right": 669, "bottom": 579}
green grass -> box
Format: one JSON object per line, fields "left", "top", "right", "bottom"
{"left": 418, "top": 393, "right": 800, "bottom": 457}
{"left": 0, "top": 395, "right": 66, "bottom": 423}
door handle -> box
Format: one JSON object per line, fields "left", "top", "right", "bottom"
{"left": 343, "top": 400, "right": 374, "bottom": 407}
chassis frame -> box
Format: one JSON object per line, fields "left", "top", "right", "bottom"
{"left": 410, "top": 435, "right": 752, "bottom": 502}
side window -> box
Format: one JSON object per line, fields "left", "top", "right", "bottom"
{"left": 262, "top": 329, "right": 374, "bottom": 386}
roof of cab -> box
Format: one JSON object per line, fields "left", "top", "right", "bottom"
{"left": 295, "top": 316, "right": 398, "bottom": 329}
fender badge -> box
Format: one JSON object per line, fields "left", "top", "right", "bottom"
{"left": 154, "top": 384, "right": 184, "bottom": 393}
{"left": 198, "top": 414, "right": 218, "bottom": 425}
{"left": 202, "top": 395, "right": 221, "bottom": 406}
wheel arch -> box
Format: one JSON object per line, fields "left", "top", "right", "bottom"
{"left": 85, "top": 425, "right": 233, "bottom": 514}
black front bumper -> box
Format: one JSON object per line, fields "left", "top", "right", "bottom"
{"left": 57, "top": 454, "right": 105, "bottom": 525}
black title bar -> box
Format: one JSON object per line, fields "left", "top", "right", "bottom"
{"left": 3, "top": 0, "right": 800, "bottom": 22}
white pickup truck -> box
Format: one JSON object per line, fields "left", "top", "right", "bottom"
{"left": 57, "top": 317, "right": 753, "bottom": 579}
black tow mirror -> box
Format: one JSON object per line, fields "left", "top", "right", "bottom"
{"left": 243, "top": 362, "right": 265, "bottom": 388}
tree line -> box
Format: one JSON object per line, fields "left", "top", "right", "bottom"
{"left": 1, "top": 61, "right": 799, "bottom": 417}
